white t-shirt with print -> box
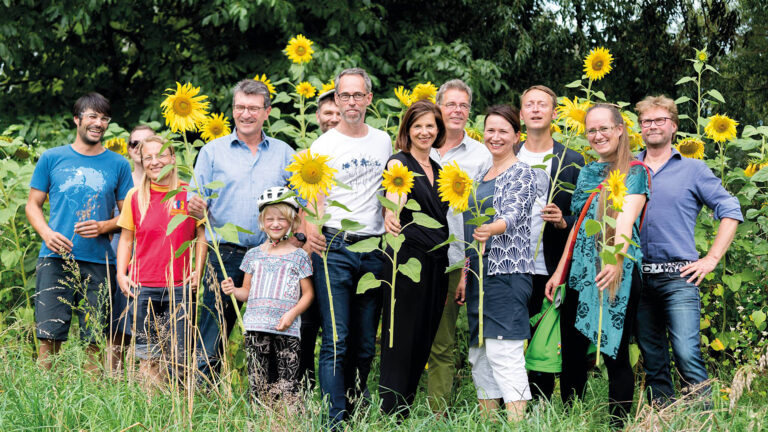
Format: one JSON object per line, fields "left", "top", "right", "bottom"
{"left": 310, "top": 126, "right": 392, "bottom": 235}
{"left": 517, "top": 144, "right": 553, "bottom": 275}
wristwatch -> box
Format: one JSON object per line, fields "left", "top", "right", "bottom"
{"left": 294, "top": 233, "right": 307, "bottom": 243}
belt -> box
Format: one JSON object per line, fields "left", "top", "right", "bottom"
{"left": 641, "top": 261, "right": 693, "bottom": 274}
{"left": 219, "top": 243, "right": 248, "bottom": 254}
{"left": 322, "top": 227, "right": 379, "bottom": 244}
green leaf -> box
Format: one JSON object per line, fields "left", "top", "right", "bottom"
{"left": 445, "top": 260, "right": 465, "bottom": 274}
{"left": 411, "top": 212, "right": 443, "bottom": 229}
{"left": 722, "top": 274, "right": 741, "bottom": 292}
{"left": 603, "top": 215, "right": 617, "bottom": 228}
{"left": 174, "top": 240, "right": 194, "bottom": 258}
{"left": 465, "top": 215, "right": 490, "bottom": 226}
{"left": 675, "top": 76, "right": 696, "bottom": 85}
{"left": 674, "top": 96, "right": 692, "bottom": 105}
{"left": 160, "top": 188, "right": 184, "bottom": 203}
{"left": 156, "top": 164, "right": 175, "bottom": 183}
{"left": 398, "top": 257, "right": 422, "bottom": 283}
{"left": 543, "top": 153, "right": 557, "bottom": 162}
{"left": 707, "top": 89, "right": 726, "bottom": 104}
{"left": 333, "top": 178, "right": 352, "bottom": 190}
{"left": 429, "top": 233, "right": 458, "bottom": 252}
{"left": 404, "top": 199, "right": 421, "bottom": 211}
{"left": 593, "top": 90, "right": 606, "bottom": 101}
{"left": 385, "top": 232, "right": 405, "bottom": 253}
{"left": 0, "top": 250, "right": 20, "bottom": 267}
{"left": 742, "top": 125, "right": 758, "bottom": 138}
{"left": 356, "top": 272, "right": 381, "bottom": 294}
{"left": 166, "top": 214, "right": 189, "bottom": 235}
{"left": 746, "top": 209, "right": 759, "bottom": 220}
{"left": 340, "top": 219, "right": 365, "bottom": 232}
{"left": 347, "top": 237, "right": 380, "bottom": 253}
{"left": 306, "top": 213, "right": 331, "bottom": 227}
{"left": 751, "top": 167, "right": 768, "bottom": 182}
{"left": 214, "top": 223, "right": 240, "bottom": 244}
{"left": 377, "top": 194, "right": 400, "bottom": 212}
{"left": 629, "top": 343, "right": 641, "bottom": 367}
{"left": 693, "top": 62, "right": 703, "bottom": 74}
{"left": 585, "top": 219, "right": 602, "bottom": 237}
{"left": 328, "top": 200, "right": 352, "bottom": 213}
{"left": 564, "top": 79, "right": 582, "bottom": 88}
{"left": 559, "top": 181, "right": 576, "bottom": 190}
{"left": 752, "top": 310, "right": 766, "bottom": 329}
{"left": 600, "top": 250, "right": 617, "bottom": 265}
{"left": 205, "top": 180, "right": 225, "bottom": 190}
{"left": 484, "top": 207, "right": 496, "bottom": 216}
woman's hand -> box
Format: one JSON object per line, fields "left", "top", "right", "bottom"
{"left": 595, "top": 263, "right": 620, "bottom": 291}
{"left": 544, "top": 272, "right": 562, "bottom": 301}
{"left": 276, "top": 311, "right": 297, "bottom": 331}
{"left": 454, "top": 276, "right": 466, "bottom": 306}
{"left": 384, "top": 210, "right": 401, "bottom": 236}
{"left": 118, "top": 273, "right": 137, "bottom": 299}
{"left": 472, "top": 224, "right": 493, "bottom": 243}
{"left": 220, "top": 277, "right": 235, "bottom": 295}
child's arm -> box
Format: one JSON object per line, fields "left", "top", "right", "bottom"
{"left": 221, "top": 273, "right": 252, "bottom": 302}
{"left": 276, "top": 277, "right": 314, "bottom": 331}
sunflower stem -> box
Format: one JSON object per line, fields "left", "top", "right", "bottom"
{"left": 596, "top": 289, "right": 604, "bottom": 367}
{"left": 388, "top": 195, "right": 404, "bottom": 348}
{"left": 477, "top": 241, "right": 485, "bottom": 348}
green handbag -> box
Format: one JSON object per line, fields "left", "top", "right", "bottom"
{"left": 525, "top": 284, "right": 564, "bottom": 373}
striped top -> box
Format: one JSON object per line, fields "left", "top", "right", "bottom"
{"left": 240, "top": 247, "right": 313, "bottom": 338}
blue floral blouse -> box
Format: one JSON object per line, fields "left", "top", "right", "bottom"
{"left": 568, "top": 162, "right": 649, "bottom": 359}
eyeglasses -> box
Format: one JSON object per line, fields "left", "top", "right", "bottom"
{"left": 128, "top": 140, "right": 140, "bottom": 148}
{"left": 640, "top": 117, "right": 672, "bottom": 128}
{"left": 442, "top": 102, "right": 471, "bottom": 112}
{"left": 586, "top": 126, "right": 616, "bottom": 137}
{"left": 81, "top": 112, "right": 111, "bottom": 124}
{"left": 142, "top": 153, "right": 172, "bottom": 164}
{"left": 233, "top": 105, "right": 267, "bottom": 114}
{"left": 336, "top": 92, "right": 367, "bottom": 102}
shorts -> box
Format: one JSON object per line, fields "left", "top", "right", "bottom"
{"left": 34, "top": 257, "right": 114, "bottom": 343}
{"left": 133, "top": 286, "right": 191, "bottom": 361}
{"left": 469, "top": 338, "right": 531, "bottom": 402}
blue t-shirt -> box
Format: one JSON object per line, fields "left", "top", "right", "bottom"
{"left": 30, "top": 145, "right": 133, "bottom": 264}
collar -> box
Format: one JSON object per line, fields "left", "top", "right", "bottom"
{"left": 637, "top": 147, "right": 682, "bottom": 162}
{"left": 228, "top": 128, "right": 269, "bottom": 149}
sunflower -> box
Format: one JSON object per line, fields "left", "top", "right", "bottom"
{"left": 394, "top": 86, "right": 413, "bottom": 108}
{"left": 200, "top": 113, "right": 231, "bottom": 142}
{"left": 284, "top": 34, "right": 314, "bottom": 64}
{"left": 605, "top": 169, "right": 627, "bottom": 211}
{"left": 745, "top": 163, "right": 759, "bottom": 177}
{"left": 583, "top": 47, "right": 614, "bottom": 81}
{"left": 675, "top": 137, "right": 706, "bottom": 159}
{"left": 705, "top": 114, "right": 739, "bottom": 143}
{"left": 104, "top": 138, "right": 127, "bottom": 156}
{"left": 296, "top": 81, "right": 317, "bottom": 98}
{"left": 629, "top": 130, "right": 645, "bottom": 152}
{"left": 382, "top": 163, "right": 415, "bottom": 196}
{"left": 319, "top": 80, "right": 335, "bottom": 95}
{"left": 519, "top": 132, "right": 527, "bottom": 143}
{"left": 465, "top": 127, "right": 483, "bottom": 142}
{"left": 620, "top": 112, "right": 635, "bottom": 129}
{"left": 286, "top": 150, "right": 337, "bottom": 202}
{"left": 557, "top": 97, "right": 591, "bottom": 135}
{"left": 160, "top": 82, "right": 210, "bottom": 133}
{"left": 437, "top": 161, "right": 473, "bottom": 213}
{"left": 550, "top": 123, "right": 562, "bottom": 135}
{"left": 411, "top": 82, "right": 438, "bottom": 103}
{"left": 253, "top": 74, "right": 276, "bottom": 95}
{"left": 697, "top": 49, "right": 708, "bottom": 63}
{"left": 0, "top": 136, "right": 12, "bottom": 143}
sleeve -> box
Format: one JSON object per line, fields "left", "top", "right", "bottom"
{"left": 116, "top": 159, "right": 133, "bottom": 200}
{"left": 117, "top": 189, "right": 137, "bottom": 230}
{"left": 297, "top": 249, "right": 313, "bottom": 279}
{"left": 29, "top": 151, "right": 51, "bottom": 192}
{"left": 191, "top": 145, "right": 213, "bottom": 202}
{"left": 239, "top": 248, "right": 257, "bottom": 273}
{"left": 626, "top": 164, "right": 650, "bottom": 197}
{"left": 694, "top": 163, "right": 744, "bottom": 222}
{"left": 497, "top": 167, "right": 536, "bottom": 236}
{"left": 282, "top": 145, "right": 296, "bottom": 185}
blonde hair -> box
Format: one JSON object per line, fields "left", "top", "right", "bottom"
{"left": 584, "top": 104, "right": 633, "bottom": 298}
{"left": 135, "top": 135, "right": 180, "bottom": 219}
{"left": 258, "top": 203, "right": 301, "bottom": 236}
{"left": 635, "top": 95, "right": 678, "bottom": 126}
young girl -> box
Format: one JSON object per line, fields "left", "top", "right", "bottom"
{"left": 116, "top": 135, "right": 207, "bottom": 385}
{"left": 221, "top": 186, "right": 314, "bottom": 402}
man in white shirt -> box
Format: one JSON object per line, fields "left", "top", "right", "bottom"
{"left": 426, "top": 79, "right": 492, "bottom": 413}
{"left": 305, "top": 68, "right": 392, "bottom": 427}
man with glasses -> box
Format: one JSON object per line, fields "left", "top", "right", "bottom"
{"left": 426, "top": 79, "right": 492, "bottom": 414}
{"left": 635, "top": 95, "right": 742, "bottom": 405}
{"left": 189, "top": 79, "right": 295, "bottom": 378}
{"left": 515, "top": 85, "right": 584, "bottom": 400}
{"left": 26, "top": 92, "right": 133, "bottom": 370}
{"left": 304, "top": 68, "right": 391, "bottom": 427}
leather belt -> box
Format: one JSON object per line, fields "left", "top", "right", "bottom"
{"left": 641, "top": 261, "right": 693, "bottom": 274}
{"left": 322, "top": 227, "right": 379, "bottom": 244}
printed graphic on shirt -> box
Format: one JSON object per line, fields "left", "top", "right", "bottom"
{"left": 339, "top": 156, "right": 384, "bottom": 190}
{"left": 170, "top": 199, "right": 187, "bottom": 215}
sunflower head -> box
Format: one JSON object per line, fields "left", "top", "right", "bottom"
{"left": 745, "top": 163, "right": 759, "bottom": 177}
{"left": 696, "top": 49, "right": 708, "bottom": 63}
{"left": 411, "top": 82, "right": 438, "bottom": 103}
{"left": 465, "top": 127, "right": 483, "bottom": 142}
{"left": 704, "top": 114, "right": 739, "bottom": 143}
{"left": 520, "top": 132, "right": 527, "bottom": 143}
{"left": 675, "top": 137, "right": 706, "bottom": 159}
{"left": 160, "top": 82, "right": 210, "bottom": 133}
{"left": 437, "top": 161, "right": 473, "bottom": 213}
{"left": 296, "top": 81, "right": 317, "bottom": 99}
{"left": 254, "top": 74, "right": 276, "bottom": 96}
{"left": 604, "top": 169, "right": 627, "bottom": 211}
{"left": 286, "top": 150, "right": 338, "bottom": 202}
{"left": 394, "top": 86, "right": 413, "bottom": 108}
{"left": 550, "top": 123, "right": 562, "bottom": 135}
{"left": 104, "top": 138, "right": 127, "bottom": 156}
{"left": 557, "top": 97, "right": 591, "bottom": 135}
{"left": 320, "top": 80, "right": 335, "bottom": 95}
{"left": 629, "top": 130, "right": 645, "bottom": 152}
{"left": 284, "top": 34, "right": 314, "bottom": 64}
{"left": 583, "top": 47, "right": 614, "bottom": 81}
{"left": 200, "top": 113, "right": 232, "bottom": 142}
{"left": 382, "top": 163, "right": 415, "bottom": 196}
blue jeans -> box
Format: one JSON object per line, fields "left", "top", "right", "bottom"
{"left": 196, "top": 245, "right": 246, "bottom": 378}
{"left": 312, "top": 232, "right": 383, "bottom": 426}
{"left": 636, "top": 271, "right": 710, "bottom": 403}
{"left": 134, "top": 286, "right": 189, "bottom": 362}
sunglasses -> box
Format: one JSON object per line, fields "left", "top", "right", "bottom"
{"left": 128, "top": 140, "right": 140, "bottom": 148}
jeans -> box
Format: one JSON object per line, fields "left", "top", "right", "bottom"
{"left": 636, "top": 271, "right": 710, "bottom": 403}
{"left": 133, "top": 286, "right": 189, "bottom": 362}
{"left": 196, "top": 245, "right": 246, "bottom": 378}
{"left": 312, "top": 231, "right": 383, "bottom": 427}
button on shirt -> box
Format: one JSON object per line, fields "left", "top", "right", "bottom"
{"left": 430, "top": 133, "right": 492, "bottom": 266}
{"left": 193, "top": 130, "right": 294, "bottom": 247}
{"left": 638, "top": 148, "right": 743, "bottom": 263}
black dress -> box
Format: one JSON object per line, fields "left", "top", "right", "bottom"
{"left": 379, "top": 151, "right": 449, "bottom": 416}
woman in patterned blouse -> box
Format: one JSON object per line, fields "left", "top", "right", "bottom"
{"left": 463, "top": 105, "right": 537, "bottom": 421}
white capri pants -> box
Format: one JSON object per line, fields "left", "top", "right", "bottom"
{"left": 468, "top": 338, "right": 531, "bottom": 402}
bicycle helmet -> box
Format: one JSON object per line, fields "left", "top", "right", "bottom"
{"left": 257, "top": 186, "right": 300, "bottom": 212}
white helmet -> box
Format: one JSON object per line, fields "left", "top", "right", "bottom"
{"left": 257, "top": 186, "right": 299, "bottom": 212}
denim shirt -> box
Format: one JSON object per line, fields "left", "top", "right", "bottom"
{"left": 637, "top": 149, "right": 743, "bottom": 263}
{"left": 192, "top": 129, "right": 294, "bottom": 247}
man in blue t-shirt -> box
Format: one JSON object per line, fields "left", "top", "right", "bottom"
{"left": 26, "top": 93, "right": 133, "bottom": 370}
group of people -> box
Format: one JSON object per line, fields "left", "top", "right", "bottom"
{"left": 26, "top": 67, "right": 742, "bottom": 429}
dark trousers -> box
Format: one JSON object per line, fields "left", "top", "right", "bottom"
{"left": 560, "top": 267, "right": 641, "bottom": 429}
{"left": 379, "top": 244, "right": 448, "bottom": 416}
{"left": 299, "top": 298, "right": 321, "bottom": 385}
{"left": 527, "top": 274, "right": 556, "bottom": 399}
{"left": 244, "top": 331, "right": 301, "bottom": 401}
